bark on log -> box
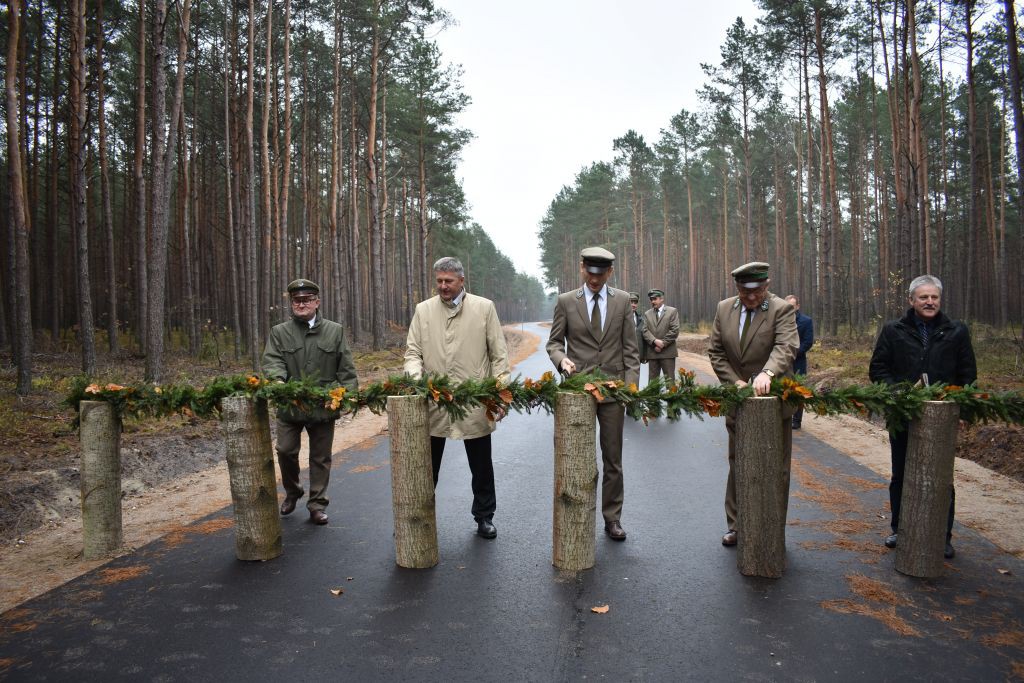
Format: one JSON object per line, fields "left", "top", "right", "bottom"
{"left": 895, "top": 401, "right": 959, "bottom": 578}
{"left": 552, "top": 391, "right": 598, "bottom": 571}
{"left": 79, "top": 401, "right": 123, "bottom": 559}
{"left": 387, "top": 395, "right": 438, "bottom": 569}
{"left": 221, "top": 396, "right": 283, "bottom": 561}
{"left": 735, "top": 396, "right": 787, "bottom": 578}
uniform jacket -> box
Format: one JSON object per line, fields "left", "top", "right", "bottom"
{"left": 708, "top": 292, "right": 798, "bottom": 391}
{"left": 794, "top": 311, "right": 815, "bottom": 374}
{"left": 404, "top": 292, "right": 510, "bottom": 440}
{"left": 546, "top": 286, "right": 641, "bottom": 389}
{"left": 632, "top": 310, "right": 647, "bottom": 362}
{"left": 262, "top": 314, "right": 359, "bottom": 423}
{"left": 868, "top": 309, "right": 976, "bottom": 387}
{"left": 642, "top": 305, "right": 680, "bottom": 360}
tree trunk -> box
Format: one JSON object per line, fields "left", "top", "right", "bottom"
{"left": 79, "top": 401, "right": 123, "bottom": 559}
{"left": 735, "top": 396, "right": 787, "bottom": 578}
{"left": 552, "top": 392, "right": 598, "bottom": 571}
{"left": 245, "top": 0, "right": 259, "bottom": 372}
{"left": 367, "top": 3, "right": 386, "bottom": 350}
{"left": 387, "top": 395, "right": 438, "bottom": 569}
{"left": 895, "top": 401, "right": 959, "bottom": 578}
{"left": 220, "top": 396, "right": 283, "bottom": 561}
{"left": 1005, "top": 0, "right": 1024, "bottom": 265}
{"left": 6, "top": 0, "right": 32, "bottom": 394}
{"left": 96, "top": 0, "right": 119, "bottom": 354}
{"left": 134, "top": 0, "right": 148, "bottom": 352}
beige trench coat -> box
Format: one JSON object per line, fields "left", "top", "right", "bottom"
{"left": 404, "top": 292, "right": 511, "bottom": 439}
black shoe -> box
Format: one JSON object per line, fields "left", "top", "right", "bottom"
{"left": 722, "top": 530, "right": 737, "bottom": 546}
{"left": 605, "top": 520, "right": 627, "bottom": 541}
{"left": 477, "top": 519, "right": 497, "bottom": 539}
{"left": 791, "top": 421, "right": 802, "bottom": 430}
{"left": 884, "top": 533, "right": 898, "bottom": 548}
{"left": 309, "top": 509, "right": 329, "bottom": 525}
{"left": 280, "top": 496, "right": 300, "bottom": 515}
{"left": 944, "top": 542, "right": 955, "bottom": 559}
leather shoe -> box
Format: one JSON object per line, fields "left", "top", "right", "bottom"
{"left": 477, "top": 519, "right": 497, "bottom": 539}
{"left": 944, "top": 542, "right": 955, "bottom": 559}
{"left": 280, "top": 496, "right": 299, "bottom": 516}
{"left": 791, "top": 421, "right": 802, "bottom": 430}
{"left": 309, "top": 509, "right": 329, "bottom": 525}
{"left": 722, "top": 530, "right": 737, "bottom": 546}
{"left": 884, "top": 533, "right": 898, "bottom": 548}
{"left": 605, "top": 521, "right": 627, "bottom": 541}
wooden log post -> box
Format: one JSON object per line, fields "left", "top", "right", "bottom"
{"left": 895, "top": 401, "right": 959, "bottom": 578}
{"left": 735, "top": 396, "right": 787, "bottom": 578}
{"left": 387, "top": 395, "right": 438, "bottom": 569}
{"left": 79, "top": 401, "right": 123, "bottom": 559}
{"left": 552, "top": 391, "right": 598, "bottom": 571}
{"left": 221, "top": 396, "right": 283, "bottom": 561}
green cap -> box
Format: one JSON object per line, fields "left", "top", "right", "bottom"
{"left": 580, "top": 246, "right": 615, "bottom": 273}
{"left": 286, "top": 279, "right": 320, "bottom": 295}
{"left": 628, "top": 292, "right": 640, "bottom": 302}
{"left": 648, "top": 289, "right": 665, "bottom": 299}
{"left": 731, "top": 262, "right": 770, "bottom": 288}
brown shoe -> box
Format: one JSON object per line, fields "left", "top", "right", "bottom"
{"left": 605, "top": 520, "right": 627, "bottom": 541}
{"left": 722, "top": 530, "right": 738, "bottom": 546}
{"left": 310, "top": 509, "right": 329, "bottom": 525}
{"left": 280, "top": 496, "right": 299, "bottom": 516}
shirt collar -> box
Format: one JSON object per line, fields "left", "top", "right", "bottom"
{"left": 585, "top": 285, "right": 607, "bottom": 302}
{"left": 445, "top": 289, "right": 466, "bottom": 308}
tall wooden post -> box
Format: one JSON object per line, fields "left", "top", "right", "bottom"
{"left": 735, "top": 396, "right": 787, "bottom": 578}
{"left": 221, "top": 396, "right": 283, "bottom": 561}
{"left": 387, "top": 395, "right": 438, "bottom": 569}
{"left": 79, "top": 401, "right": 123, "bottom": 559}
{"left": 895, "top": 401, "right": 959, "bottom": 578}
{"left": 552, "top": 392, "right": 598, "bottom": 571}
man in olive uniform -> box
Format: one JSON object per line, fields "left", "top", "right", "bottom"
{"left": 547, "top": 247, "right": 640, "bottom": 541}
{"left": 708, "top": 262, "right": 798, "bottom": 547}
{"left": 629, "top": 293, "right": 647, "bottom": 365}
{"left": 262, "top": 279, "right": 358, "bottom": 525}
{"left": 642, "top": 289, "right": 680, "bottom": 386}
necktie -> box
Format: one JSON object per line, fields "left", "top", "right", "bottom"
{"left": 591, "top": 293, "right": 602, "bottom": 338}
{"left": 919, "top": 322, "right": 929, "bottom": 348}
{"left": 739, "top": 308, "right": 753, "bottom": 348}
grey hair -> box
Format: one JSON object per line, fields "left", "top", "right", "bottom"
{"left": 433, "top": 256, "right": 465, "bottom": 278}
{"left": 908, "top": 275, "right": 942, "bottom": 297}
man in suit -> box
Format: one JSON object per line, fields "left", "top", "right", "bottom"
{"left": 405, "top": 257, "right": 511, "bottom": 539}
{"left": 547, "top": 247, "right": 641, "bottom": 541}
{"left": 629, "top": 292, "right": 647, "bottom": 365}
{"left": 642, "top": 289, "right": 680, "bottom": 386}
{"left": 784, "top": 295, "right": 815, "bottom": 429}
{"left": 708, "top": 262, "right": 799, "bottom": 547}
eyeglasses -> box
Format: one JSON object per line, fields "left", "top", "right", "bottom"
{"left": 291, "top": 297, "right": 318, "bottom": 306}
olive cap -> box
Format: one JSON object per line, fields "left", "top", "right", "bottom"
{"left": 580, "top": 246, "right": 615, "bottom": 274}
{"left": 731, "top": 262, "right": 770, "bottom": 288}
{"left": 286, "top": 279, "right": 320, "bottom": 295}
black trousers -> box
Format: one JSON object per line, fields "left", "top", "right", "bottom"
{"left": 889, "top": 428, "right": 955, "bottom": 539}
{"left": 431, "top": 434, "right": 496, "bottom": 521}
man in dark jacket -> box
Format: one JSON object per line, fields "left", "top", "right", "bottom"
{"left": 629, "top": 293, "right": 647, "bottom": 365}
{"left": 784, "top": 295, "right": 814, "bottom": 429}
{"left": 869, "top": 275, "right": 976, "bottom": 558}
{"left": 262, "top": 279, "right": 358, "bottom": 525}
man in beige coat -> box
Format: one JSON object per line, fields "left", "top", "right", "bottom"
{"left": 708, "top": 262, "right": 798, "bottom": 547}
{"left": 641, "top": 288, "right": 680, "bottom": 386}
{"left": 405, "top": 257, "right": 510, "bottom": 539}
{"left": 546, "top": 247, "right": 641, "bottom": 541}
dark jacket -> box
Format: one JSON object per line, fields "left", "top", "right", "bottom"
{"left": 633, "top": 310, "right": 647, "bottom": 362}
{"left": 262, "top": 314, "right": 359, "bottom": 423}
{"left": 793, "top": 311, "right": 814, "bottom": 374}
{"left": 868, "top": 309, "right": 977, "bottom": 387}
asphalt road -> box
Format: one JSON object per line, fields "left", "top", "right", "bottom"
{"left": 2, "top": 323, "right": 1022, "bottom": 681}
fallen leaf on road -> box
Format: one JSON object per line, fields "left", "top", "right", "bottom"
{"left": 330, "top": 588, "right": 344, "bottom": 596}
{"left": 591, "top": 605, "right": 609, "bottom": 614}
{"left": 997, "top": 568, "right": 1012, "bottom": 575}
{"left": 346, "top": 577, "right": 354, "bottom": 581}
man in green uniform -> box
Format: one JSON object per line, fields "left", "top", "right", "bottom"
{"left": 262, "top": 279, "right": 358, "bottom": 525}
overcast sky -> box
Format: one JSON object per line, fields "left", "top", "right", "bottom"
{"left": 432, "top": 1, "right": 764, "bottom": 284}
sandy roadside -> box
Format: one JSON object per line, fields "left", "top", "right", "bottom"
{"left": 2, "top": 330, "right": 1020, "bottom": 614}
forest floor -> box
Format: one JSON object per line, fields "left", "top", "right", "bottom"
{"left": 0, "top": 325, "right": 1022, "bottom": 614}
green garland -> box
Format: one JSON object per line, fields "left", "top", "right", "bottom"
{"left": 65, "top": 370, "right": 1024, "bottom": 429}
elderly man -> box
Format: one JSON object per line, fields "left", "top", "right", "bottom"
{"left": 869, "top": 275, "right": 976, "bottom": 559}
{"left": 546, "top": 247, "right": 640, "bottom": 541}
{"left": 642, "top": 289, "right": 680, "bottom": 386}
{"left": 262, "top": 279, "right": 358, "bottom": 525}
{"left": 708, "top": 262, "right": 798, "bottom": 547}
{"left": 405, "top": 257, "right": 510, "bottom": 539}
{"left": 629, "top": 292, "right": 647, "bottom": 365}
{"left": 784, "top": 294, "right": 815, "bottom": 429}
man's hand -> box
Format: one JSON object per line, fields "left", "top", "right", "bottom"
{"left": 752, "top": 371, "right": 772, "bottom": 396}
{"left": 493, "top": 405, "right": 508, "bottom": 422}
{"left": 653, "top": 339, "right": 665, "bottom": 352}
{"left": 734, "top": 379, "right": 748, "bottom": 389}
{"left": 560, "top": 358, "right": 576, "bottom": 375}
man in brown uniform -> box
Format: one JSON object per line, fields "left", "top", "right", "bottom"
{"left": 642, "top": 288, "right": 680, "bottom": 386}
{"left": 707, "top": 262, "right": 798, "bottom": 547}
{"left": 546, "top": 247, "right": 641, "bottom": 541}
